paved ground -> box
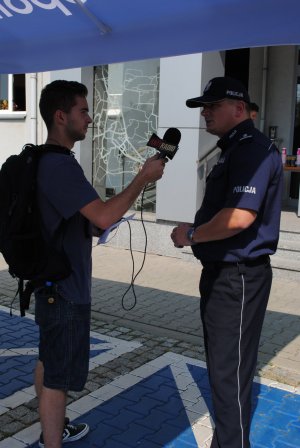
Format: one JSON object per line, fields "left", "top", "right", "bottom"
{"left": 0, "top": 243, "right": 299, "bottom": 447}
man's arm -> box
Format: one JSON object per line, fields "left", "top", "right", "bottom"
{"left": 80, "top": 155, "right": 165, "bottom": 229}
{"left": 171, "top": 207, "right": 257, "bottom": 247}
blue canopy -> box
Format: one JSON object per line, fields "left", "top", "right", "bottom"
{"left": 1, "top": 0, "right": 300, "bottom": 74}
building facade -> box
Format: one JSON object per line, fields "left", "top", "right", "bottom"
{"left": 0, "top": 47, "right": 299, "bottom": 256}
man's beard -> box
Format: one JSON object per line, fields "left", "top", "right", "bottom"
{"left": 69, "top": 129, "right": 86, "bottom": 142}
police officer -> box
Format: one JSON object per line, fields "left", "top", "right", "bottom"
{"left": 171, "top": 77, "right": 283, "bottom": 448}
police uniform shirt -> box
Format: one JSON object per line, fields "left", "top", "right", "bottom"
{"left": 192, "top": 119, "right": 283, "bottom": 263}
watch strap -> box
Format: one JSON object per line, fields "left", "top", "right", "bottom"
{"left": 186, "top": 227, "right": 195, "bottom": 243}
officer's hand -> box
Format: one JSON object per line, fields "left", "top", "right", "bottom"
{"left": 171, "top": 223, "right": 192, "bottom": 248}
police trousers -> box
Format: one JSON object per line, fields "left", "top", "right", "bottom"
{"left": 199, "top": 255, "right": 272, "bottom": 448}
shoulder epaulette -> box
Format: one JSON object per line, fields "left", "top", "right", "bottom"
{"left": 238, "top": 133, "right": 253, "bottom": 144}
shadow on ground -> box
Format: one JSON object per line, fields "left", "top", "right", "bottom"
{"left": 0, "top": 269, "right": 299, "bottom": 385}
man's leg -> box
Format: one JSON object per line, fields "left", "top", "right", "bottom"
{"left": 35, "top": 360, "right": 66, "bottom": 448}
{"left": 39, "top": 387, "right": 66, "bottom": 448}
{"left": 35, "top": 293, "right": 91, "bottom": 447}
{"left": 34, "top": 359, "right": 44, "bottom": 399}
{"left": 200, "top": 260, "right": 272, "bottom": 448}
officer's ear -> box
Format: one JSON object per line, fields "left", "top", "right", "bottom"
{"left": 235, "top": 100, "right": 247, "bottom": 118}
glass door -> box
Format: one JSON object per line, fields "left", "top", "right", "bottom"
{"left": 290, "top": 50, "right": 300, "bottom": 199}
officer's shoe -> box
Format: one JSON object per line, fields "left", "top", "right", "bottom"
{"left": 39, "top": 417, "right": 89, "bottom": 447}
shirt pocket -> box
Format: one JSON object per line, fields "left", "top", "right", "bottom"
{"left": 205, "top": 163, "right": 228, "bottom": 206}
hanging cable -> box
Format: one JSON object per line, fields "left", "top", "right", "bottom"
{"left": 121, "top": 185, "right": 148, "bottom": 310}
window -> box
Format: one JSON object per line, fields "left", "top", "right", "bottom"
{"left": 0, "top": 74, "right": 26, "bottom": 112}
{"left": 93, "top": 60, "right": 160, "bottom": 212}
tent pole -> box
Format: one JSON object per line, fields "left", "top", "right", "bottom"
{"left": 260, "top": 47, "right": 268, "bottom": 134}
{"left": 73, "top": 0, "right": 111, "bottom": 35}
{"left": 30, "top": 73, "right": 37, "bottom": 145}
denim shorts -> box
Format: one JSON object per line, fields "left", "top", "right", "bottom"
{"left": 35, "top": 288, "right": 91, "bottom": 392}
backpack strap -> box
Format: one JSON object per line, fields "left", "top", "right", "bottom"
{"left": 10, "top": 278, "right": 34, "bottom": 317}
{"left": 38, "top": 143, "right": 75, "bottom": 157}
{"left": 21, "top": 143, "right": 75, "bottom": 158}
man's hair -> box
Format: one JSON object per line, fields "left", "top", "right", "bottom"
{"left": 250, "top": 102, "right": 259, "bottom": 112}
{"left": 39, "top": 80, "right": 88, "bottom": 130}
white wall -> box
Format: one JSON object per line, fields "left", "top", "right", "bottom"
{"left": 156, "top": 54, "right": 202, "bottom": 223}
{"left": 156, "top": 52, "right": 224, "bottom": 223}
{"left": 195, "top": 51, "right": 224, "bottom": 209}
{"left": 0, "top": 120, "right": 27, "bottom": 166}
{"left": 36, "top": 71, "right": 51, "bottom": 146}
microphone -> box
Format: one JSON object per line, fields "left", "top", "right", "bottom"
{"left": 146, "top": 128, "right": 181, "bottom": 160}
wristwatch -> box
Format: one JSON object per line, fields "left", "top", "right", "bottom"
{"left": 186, "top": 227, "right": 195, "bottom": 243}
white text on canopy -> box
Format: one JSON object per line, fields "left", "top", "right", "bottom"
{"left": 0, "top": 0, "right": 87, "bottom": 19}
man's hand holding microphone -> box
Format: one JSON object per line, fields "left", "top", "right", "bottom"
{"left": 146, "top": 127, "right": 197, "bottom": 250}
{"left": 138, "top": 154, "right": 166, "bottom": 185}
{"left": 139, "top": 127, "right": 182, "bottom": 184}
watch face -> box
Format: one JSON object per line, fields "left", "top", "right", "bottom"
{"left": 187, "top": 228, "right": 194, "bottom": 242}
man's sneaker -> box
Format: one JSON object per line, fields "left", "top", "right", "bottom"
{"left": 39, "top": 417, "right": 89, "bottom": 447}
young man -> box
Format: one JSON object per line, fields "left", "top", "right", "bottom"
{"left": 35, "top": 80, "right": 165, "bottom": 448}
{"left": 171, "top": 77, "right": 283, "bottom": 448}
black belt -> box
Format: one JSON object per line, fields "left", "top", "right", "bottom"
{"left": 202, "top": 255, "right": 270, "bottom": 269}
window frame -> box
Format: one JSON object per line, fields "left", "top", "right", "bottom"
{"left": 0, "top": 74, "right": 26, "bottom": 119}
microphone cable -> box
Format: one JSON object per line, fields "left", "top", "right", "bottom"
{"left": 121, "top": 184, "right": 148, "bottom": 311}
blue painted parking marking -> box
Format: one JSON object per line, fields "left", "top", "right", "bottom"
{"left": 0, "top": 306, "right": 141, "bottom": 413}
{"left": 64, "top": 362, "right": 300, "bottom": 448}
{"left": 0, "top": 306, "right": 299, "bottom": 448}
{"left": 2, "top": 352, "right": 298, "bottom": 448}
{"left": 67, "top": 361, "right": 300, "bottom": 448}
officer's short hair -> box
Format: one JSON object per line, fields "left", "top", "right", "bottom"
{"left": 250, "top": 102, "right": 259, "bottom": 112}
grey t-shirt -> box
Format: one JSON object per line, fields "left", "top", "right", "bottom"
{"left": 37, "top": 150, "right": 99, "bottom": 304}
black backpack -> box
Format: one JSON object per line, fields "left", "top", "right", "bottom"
{"left": 0, "top": 144, "right": 72, "bottom": 316}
